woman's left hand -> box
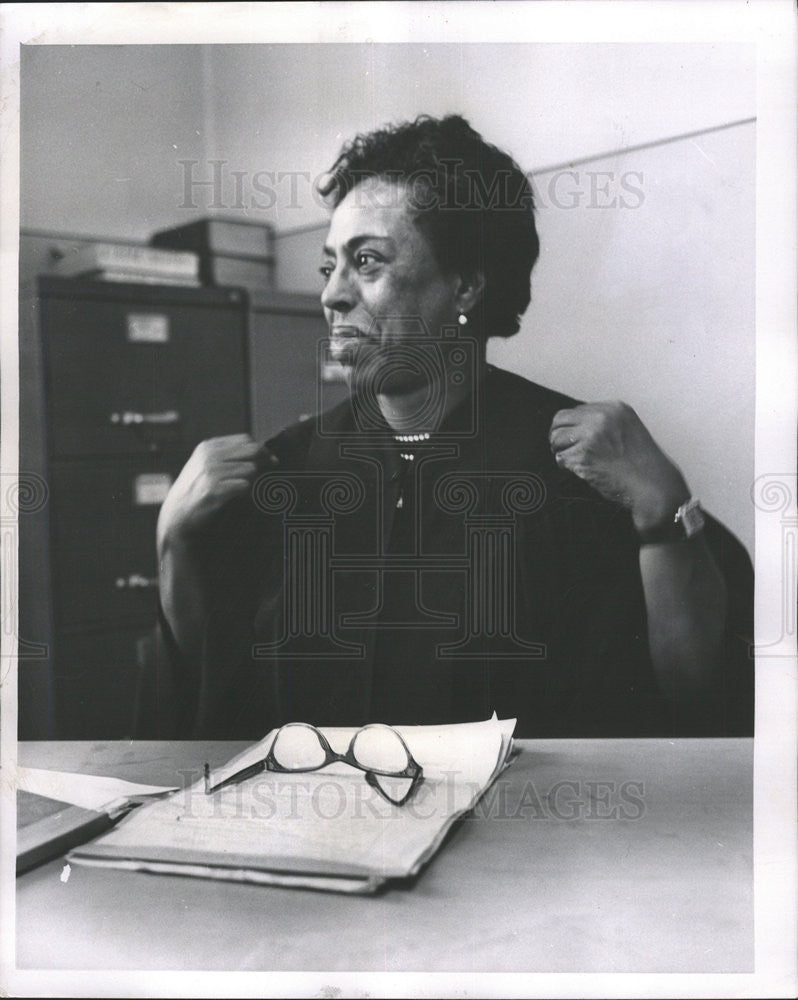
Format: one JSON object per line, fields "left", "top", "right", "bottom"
{"left": 549, "top": 401, "right": 690, "bottom": 535}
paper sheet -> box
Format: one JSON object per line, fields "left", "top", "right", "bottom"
{"left": 13, "top": 766, "right": 177, "bottom": 814}
{"left": 70, "top": 716, "right": 517, "bottom": 889}
{"left": 208, "top": 715, "right": 515, "bottom": 793}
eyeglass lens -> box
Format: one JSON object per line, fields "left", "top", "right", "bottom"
{"left": 350, "top": 726, "right": 410, "bottom": 774}
{"left": 271, "top": 724, "right": 328, "bottom": 770}
{"left": 271, "top": 723, "right": 411, "bottom": 775}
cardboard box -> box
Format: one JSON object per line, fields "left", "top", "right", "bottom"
{"left": 151, "top": 218, "right": 275, "bottom": 260}
{"left": 202, "top": 254, "right": 275, "bottom": 292}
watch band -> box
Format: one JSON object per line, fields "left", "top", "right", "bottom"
{"left": 637, "top": 497, "right": 706, "bottom": 545}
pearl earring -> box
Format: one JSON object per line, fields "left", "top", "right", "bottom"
{"left": 458, "top": 313, "right": 468, "bottom": 326}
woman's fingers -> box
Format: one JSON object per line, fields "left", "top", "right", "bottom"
{"left": 549, "top": 425, "right": 579, "bottom": 452}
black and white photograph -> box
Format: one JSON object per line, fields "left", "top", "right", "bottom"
{"left": 1, "top": 2, "right": 795, "bottom": 997}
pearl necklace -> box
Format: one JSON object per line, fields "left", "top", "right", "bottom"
{"left": 393, "top": 431, "right": 431, "bottom": 443}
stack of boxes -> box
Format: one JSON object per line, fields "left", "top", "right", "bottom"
{"left": 151, "top": 217, "right": 275, "bottom": 293}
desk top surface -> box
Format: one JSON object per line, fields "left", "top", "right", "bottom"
{"left": 15, "top": 738, "right": 752, "bottom": 974}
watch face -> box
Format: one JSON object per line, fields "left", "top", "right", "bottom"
{"left": 680, "top": 500, "right": 706, "bottom": 537}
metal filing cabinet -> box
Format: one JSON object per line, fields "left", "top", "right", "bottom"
{"left": 19, "top": 276, "right": 250, "bottom": 739}
{"left": 247, "top": 289, "right": 348, "bottom": 441}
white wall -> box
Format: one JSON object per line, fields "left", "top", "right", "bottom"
{"left": 20, "top": 43, "right": 755, "bottom": 552}
{"left": 20, "top": 45, "right": 210, "bottom": 237}
{"left": 494, "top": 122, "right": 755, "bottom": 549}
{"left": 200, "top": 43, "right": 754, "bottom": 228}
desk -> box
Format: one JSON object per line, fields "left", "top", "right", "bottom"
{"left": 16, "top": 739, "right": 752, "bottom": 973}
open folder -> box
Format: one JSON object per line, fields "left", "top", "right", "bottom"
{"left": 68, "top": 716, "right": 517, "bottom": 894}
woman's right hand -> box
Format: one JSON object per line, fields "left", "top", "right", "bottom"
{"left": 157, "top": 433, "right": 276, "bottom": 552}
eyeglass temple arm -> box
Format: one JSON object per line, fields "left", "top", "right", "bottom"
{"left": 204, "top": 734, "right": 423, "bottom": 795}
{"left": 204, "top": 758, "right": 267, "bottom": 795}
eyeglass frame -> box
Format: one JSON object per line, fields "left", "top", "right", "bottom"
{"left": 204, "top": 722, "right": 424, "bottom": 806}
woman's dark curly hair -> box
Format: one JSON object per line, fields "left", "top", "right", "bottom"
{"left": 324, "top": 114, "right": 539, "bottom": 340}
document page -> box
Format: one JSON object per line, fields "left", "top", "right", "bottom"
{"left": 70, "top": 717, "right": 516, "bottom": 891}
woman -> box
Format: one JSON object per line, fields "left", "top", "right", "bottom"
{"left": 154, "top": 115, "right": 753, "bottom": 738}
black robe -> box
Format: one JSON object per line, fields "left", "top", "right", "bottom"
{"left": 146, "top": 366, "right": 754, "bottom": 739}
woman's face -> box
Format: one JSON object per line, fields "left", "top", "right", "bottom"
{"left": 321, "top": 177, "right": 462, "bottom": 393}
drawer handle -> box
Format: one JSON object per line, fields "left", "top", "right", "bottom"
{"left": 110, "top": 410, "right": 180, "bottom": 426}
{"left": 115, "top": 574, "right": 159, "bottom": 590}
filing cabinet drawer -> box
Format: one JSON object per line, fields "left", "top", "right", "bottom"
{"left": 55, "top": 624, "right": 153, "bottom": 739}
{"left": 249, "top": 300, "right": 348, "bottom": 440}
{"left": 40, "top": 280, "right": 249, "bottom": 457}
{"left": 50, "top": 459, "right": 175, "bottom": 629}
{"left": 21, "top": 276, "right": 337, "bottom": 739}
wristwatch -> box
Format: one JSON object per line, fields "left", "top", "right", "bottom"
{"left": 637, "top": 497, "right": 706, "bottom": 545}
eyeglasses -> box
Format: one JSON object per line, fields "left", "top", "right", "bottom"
{"left": 203, "top": 722, "right": 424, "bottom": 806}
